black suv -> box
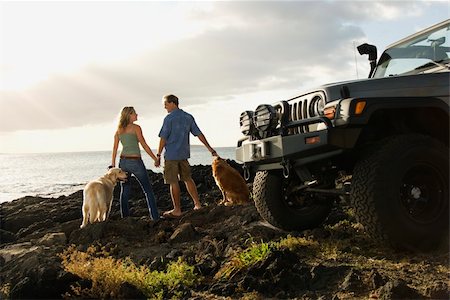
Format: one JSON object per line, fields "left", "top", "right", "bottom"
{"left": 236, "top": 19, "right": 449, "bottom": 251}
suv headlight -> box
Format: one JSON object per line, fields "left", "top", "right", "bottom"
{"left": 309, "top": 95, "right": 325, "bottom": 117}
{"left": 240, "top": 111, "right": 254, "bottom": 136}
{"left": 254, "top": 104, "right": 278, "bottom": 132}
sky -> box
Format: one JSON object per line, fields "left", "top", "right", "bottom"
{"left": 0, "top": 0, "right": 449, "bottom": 153}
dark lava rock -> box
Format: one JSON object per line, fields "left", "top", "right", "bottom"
{"left": 118, "top": 282, "right": 147, "bottom": 299}
{"left": 169, "top": 222, "right": 199, "bottom": 243}
{"left": 244, "top": 249, "right": 311, "bottom": 295}
{"left": 310, "top": 264, "right": 351, "bottom": 291}
{"left": 339, "top": 269, "right": 366, "bottom": 292}
{"left": 376, "top": 279, "right": 423, "bottom": 299}
{"left": 369, "top": 269, "right": 387, "bottom": 289}
{"left": 425, "top": 281, "right": 450, "bottom": 299}
{"left": 1, "top": 162, "right": 448, "bottom": 299}
{"left": 0, "top": 229, "right": 16, "bottom": 244}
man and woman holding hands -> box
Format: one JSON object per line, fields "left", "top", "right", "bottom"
{"left": 111, "top": 94, "right": 217, "bottom": 221}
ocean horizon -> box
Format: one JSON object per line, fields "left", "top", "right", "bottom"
{"left": 0, "top": 146, "right": 237, "bottom": 203}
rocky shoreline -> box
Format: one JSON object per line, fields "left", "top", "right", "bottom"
{"left": 1, "top": 162, "right": 448, "bottom": 299}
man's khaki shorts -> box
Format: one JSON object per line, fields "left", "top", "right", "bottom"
{"left": 163, "top": 160, "right": 192, "bottom": 184}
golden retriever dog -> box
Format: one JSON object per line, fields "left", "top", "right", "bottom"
{"left": 212, "top": 157, "right": 250, "bottom": 206}
{"left": 80, "top": 167, "right": 128, "bottom": 228}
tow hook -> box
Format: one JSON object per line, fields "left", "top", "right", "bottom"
{"left": 243, "top": 164, "right": 251, "bottom": 181}
{"left": 281, "top": 159, "right": 290, "bottom": 179}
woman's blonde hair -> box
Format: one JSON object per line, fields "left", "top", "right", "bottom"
{"left": 118, "top": 106, "right": 136, "bottom": 130}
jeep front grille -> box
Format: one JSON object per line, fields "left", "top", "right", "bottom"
{"left": 289, "top": 100, "right": 310, "bottom": 134}
{"left": 285, "top": 92, "right": 326, "bottom": 135}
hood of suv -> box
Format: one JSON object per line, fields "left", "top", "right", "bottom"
{"left": 317, "top": 72, "right": 449, "bottom": 103}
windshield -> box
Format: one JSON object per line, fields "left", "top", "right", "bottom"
{"left": 373, "top": 21, "right": 450, "bottom": 78}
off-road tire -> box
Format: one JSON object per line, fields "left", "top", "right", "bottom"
{"left": 253, "top": 170, "right": 331, "bottom": 231}
{"left": 351, "top": 134, "right": 449, "bottom": 251}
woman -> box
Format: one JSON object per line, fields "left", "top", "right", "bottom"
{"left": 111, "top": 106, "right": 159, "bottom": 220}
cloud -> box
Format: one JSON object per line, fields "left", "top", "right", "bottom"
{"left": 0, "top": 1, "right": 442, "bottom": 133}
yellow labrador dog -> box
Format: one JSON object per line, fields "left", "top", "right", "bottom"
{"left": 80, "top": 167, "right": 128, "bottom": 228}
{"left": 212, "top": 157, "right": 250, "bottom": 206}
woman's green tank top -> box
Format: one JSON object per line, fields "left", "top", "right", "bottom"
{"left": 119, "top": 133, "right": 141, "bottom": 156}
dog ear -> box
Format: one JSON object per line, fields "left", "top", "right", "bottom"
{"left": 108, "top": 168, "right": 118, "bottom": 175}
{"left": 107, "top": 169, "right": 118, "bottom": 181}
{"left": 212, "top": 156, "right": 223, "bottom": 163}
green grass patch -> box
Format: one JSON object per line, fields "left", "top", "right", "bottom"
{"left": 59, "top": 245, "right": 199, "bottom": 299}
{"left": 215, "top": 235, "right": 318, "bottom": 280}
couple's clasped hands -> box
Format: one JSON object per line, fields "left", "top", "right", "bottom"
{"left": 154, "top": 156, "right": 161, "bottom": 168}
{"left": 153, "top": 148, "right": 216, "bottom": 168}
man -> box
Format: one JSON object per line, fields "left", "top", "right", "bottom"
{"left": 155, "top": 94, "right": 217, "bottom": 218}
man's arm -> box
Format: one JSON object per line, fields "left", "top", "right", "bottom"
{"left": 190, "top": 115, "right": 216, "bottom": 156}
{"left": 155, "top": 138, "right": 166, "bottom": 167}
{"left": 197, "top": 133, "right": 217, "bottom": 156}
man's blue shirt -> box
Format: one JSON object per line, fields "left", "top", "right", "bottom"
{"left": 158, "top": 109, "right": 202, "bottom": 160}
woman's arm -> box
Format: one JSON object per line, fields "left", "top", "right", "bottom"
{"left": 111, "top": 131, "right": 119, "bottom": 167}
{"left": 135, "top": 125, "right": 157, "bottom": 161}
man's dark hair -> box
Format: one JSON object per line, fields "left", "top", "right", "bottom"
{"left": 164, "top": 94, "right": 179, "bottom": 106}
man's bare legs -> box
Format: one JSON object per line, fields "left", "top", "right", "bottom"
{"left": 168, "top": 182, "right": 182, "bottom": 216}
{"left": 166, "top": 178, "right": 201, "bottom": 217}
{"left": 184, "top": 178, "right": 202, "bottom": 209}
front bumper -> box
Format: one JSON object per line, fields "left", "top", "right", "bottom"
{"left": 236, "top": 129, "right": 331, "bottom": 166}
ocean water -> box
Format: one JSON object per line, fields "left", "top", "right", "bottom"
{"left": 0, "top": 146, "right": 236, "bottom": 203}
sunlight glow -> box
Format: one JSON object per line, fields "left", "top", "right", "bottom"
{"left": 0, "top": 2, "right": 207, "bottom": 90}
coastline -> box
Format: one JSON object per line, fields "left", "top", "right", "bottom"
{"left": 0, "top": 147, "right": 236, "bottom": 204}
